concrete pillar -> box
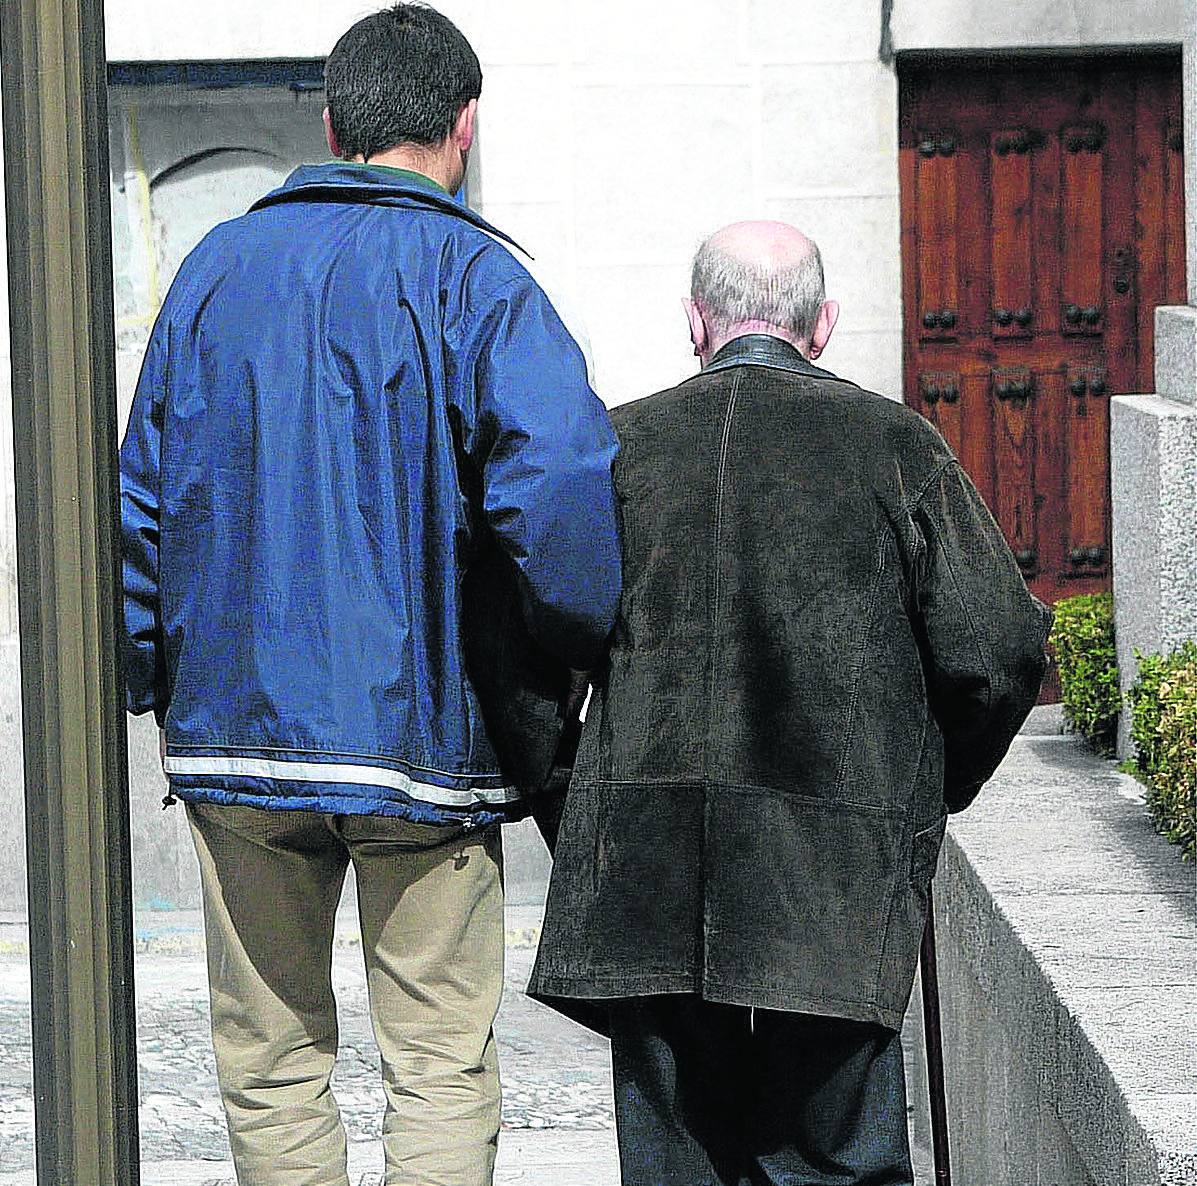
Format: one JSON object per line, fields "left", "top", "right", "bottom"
{"left": 0, "top": 111, "right": 15, "bottom": 639}
{"left": 1110, "top": 3, "right": 1197, "bottom": 754}
{"left": 1111, "top": 318, "right": 1197, "bottom": 756}
{"left": 2, "top": 0, "right": 141, "bottom": 1175}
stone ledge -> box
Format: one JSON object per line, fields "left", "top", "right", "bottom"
{"left": 935, "top": 718, "right": 1196, "bottom": 1185}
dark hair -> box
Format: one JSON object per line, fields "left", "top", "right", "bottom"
{"left": 325, "top": 4, "right": 482, "bottom": 160}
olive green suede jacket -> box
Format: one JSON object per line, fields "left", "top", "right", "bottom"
{"left": 529, "top": 334, "right": 1052, "bottom": 1031}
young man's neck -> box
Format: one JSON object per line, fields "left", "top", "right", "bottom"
{"left": 351, "top": 144, "right": 458, "bottom": 193}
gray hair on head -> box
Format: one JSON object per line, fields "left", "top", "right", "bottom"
{"left": 691, "top": 233, "right": 826, "bottom": 343}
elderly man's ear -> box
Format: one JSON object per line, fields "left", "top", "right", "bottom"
{"left": 683, "top": 297, "right": 708, "bottom": 358}
{"left": 683, "top": 295, "right": 841, "bottom": 362}
{"left": 807, "top": 299, "right": 840, "bottom": 360}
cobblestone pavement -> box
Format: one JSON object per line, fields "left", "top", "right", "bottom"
{"left": 0, "top": 907, "right": 617, "bottom": 1183}
{"left": 0, "top": 905, "right": 932, "bottom": 1185}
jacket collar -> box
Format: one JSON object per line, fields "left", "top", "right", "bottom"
{"left": 703, "top": 333, "right": 844, "bottom": 382}
{"left": 248, "top": 162, "right": 525, "bottom": 254}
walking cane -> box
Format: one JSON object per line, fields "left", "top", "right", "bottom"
{"left": 920, "top": 881, "right": 952, "bottom": 1186}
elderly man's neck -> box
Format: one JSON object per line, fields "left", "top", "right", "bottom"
{"left": 704, "top": 322, "right": 810, "bottom": 367}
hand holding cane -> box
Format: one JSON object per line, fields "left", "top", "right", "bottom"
{"left": 529, "top": 669, "right": 589, "bottom": 853}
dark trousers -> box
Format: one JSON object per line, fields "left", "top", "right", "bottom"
{"left": 609, "top": 995, "right": 913, "bottom": 1186}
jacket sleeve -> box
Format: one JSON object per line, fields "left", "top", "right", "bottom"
{"left": 468, "top": 278, "right": 622, "bottom": 669}
{"left": 912, "top": 459, "right": 1053, "bottom": 812}
{"left": 119, "top": 319, "right": 169, "bottom": 723}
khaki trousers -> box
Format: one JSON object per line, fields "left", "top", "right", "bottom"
{"left": 186, "top": 801, "right": 504, "bottom": 1186}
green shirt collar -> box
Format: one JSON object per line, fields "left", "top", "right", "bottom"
{"left": 348, "top": 161, "right": 449, "bottom": 195}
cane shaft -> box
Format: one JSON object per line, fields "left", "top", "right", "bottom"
{"left": 920, "top": 882, "right": 952, "bottom": 1186}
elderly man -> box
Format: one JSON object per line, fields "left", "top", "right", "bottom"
{"left": 120, "top": 6, "right": 619, "bottom": 1185}
{"left": 529, "top": 221, "right": 1051, "bottom": 1185}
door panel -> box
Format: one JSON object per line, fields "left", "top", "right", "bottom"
{"left": 913, "top": 132, "right": 962, "bottom": 339}
{"left": 990, "top": 366, "right": 1038, "bottom": 577}
{"left": 1063, "top": 363, "right": 1111, "bottom": 584}
{"left": 899, "top": 55, "right": 1184, "bottom": 614}
{"left": 1059, "top": 126, "right": 1106, "bottom": 338}
{"left": 990, "top": 130, "right": 1035, "bottom": 340}
{"left": 1033, "top": 367, "right": 1070, "bottom": 583}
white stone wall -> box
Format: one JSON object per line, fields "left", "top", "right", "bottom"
{"left": 891, "top": 0, "right": 1184, "bottom": 52}
{"left": 105, "top": 0, "right": 471, "bottom": 62}
{"left": 102, "top": 1, "right": 907, "bottom": 407}
{"left": 435, "top": 1, "right": 906, "bottom": 406}
{"left": 1, "top": 0, "right": 1183, "bottom": 625}
{"left": 0, "top": 2, "right": 1187, "bottom": 907}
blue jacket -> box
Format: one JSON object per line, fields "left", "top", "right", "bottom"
{"left": 120, "top": 163, "right": 622, "bottom": 827}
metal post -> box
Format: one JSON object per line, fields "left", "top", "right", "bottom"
{"left": 0, "top": 0, "right": 141, "bottom": 1182}
{"left": 920, "top": 883, "right": 953, "bottom": 1186}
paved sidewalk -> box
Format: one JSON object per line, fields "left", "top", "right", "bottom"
{"left": 0, "top": 905, "right": 619, "bottom": 1185}
{"left": 0, "top": 906, "right": 935, "bottom": 1184}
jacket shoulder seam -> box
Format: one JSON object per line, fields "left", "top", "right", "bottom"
{"left": 904, "top": 455, "right": 959, "bottom": 515}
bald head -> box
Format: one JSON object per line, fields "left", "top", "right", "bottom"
{"left": 703, "top": 220, "right": 819, "bottom": 273}
{"left": 687, "top": 220, "right": 838, "bottom": 366}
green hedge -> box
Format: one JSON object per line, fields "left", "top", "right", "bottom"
{"left": 1051, "top": 591, "right": 1195, "bottom": 859}
{"left": 1126, "top": 642, "right": 1197, "bottom": 860}
{"left": 1048, "top": 592, "right": 1120, "bottom": 755}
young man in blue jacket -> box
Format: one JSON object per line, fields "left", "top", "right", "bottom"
{"left": 119, "top": 7, "right": 621, "bottom": 1184}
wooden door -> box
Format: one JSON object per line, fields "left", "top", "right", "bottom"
{"left": 899, "top": 56, "right": 1185, "bottom": 608}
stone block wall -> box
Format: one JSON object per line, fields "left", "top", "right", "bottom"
{"left": 462, "top": 2, "right": 906, "bottom": 407}
{"left": 101, "top": 0, "right": 911, "bottom": 409}
{"left": 0, "top": 0, "right": 1189, "bottom": 907}
{"left": 890, "top": 0, "right": 1184, "bottom": 53}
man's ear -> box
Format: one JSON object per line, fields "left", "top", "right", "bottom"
{"left": 808, "top": 299, "right": 840, "bottom": 360}
{"left": 323, "top": 108, "right": 342, "bottom": 159}
{"left": 683, "top": 297, "right": 708, "bottom": 358}
{"left": 453, "top": 98, "right": 478, "bottom": 152}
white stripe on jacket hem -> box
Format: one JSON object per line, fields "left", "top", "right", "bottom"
{"left": 162, "top": 755, "right": 520, "bottom": 807}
